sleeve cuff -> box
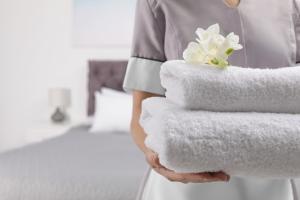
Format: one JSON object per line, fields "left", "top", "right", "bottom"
{"left": 123, "top": 57, "right": 166, "bottom": 95}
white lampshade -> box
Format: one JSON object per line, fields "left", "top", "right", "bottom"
{"left": 48, "top": 88, "right": 71, "bottom": 108}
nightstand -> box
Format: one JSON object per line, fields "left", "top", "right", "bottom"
{"left": 25, "top": 121, "right": 74, "bottom": 145}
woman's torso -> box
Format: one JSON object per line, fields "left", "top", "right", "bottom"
{"left": 140, "top": 0, "right": 300, "bottom": 199}
{"left": 152, "top": 0, "right": 299, "bottom": 67}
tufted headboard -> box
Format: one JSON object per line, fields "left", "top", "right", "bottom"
{"left": 87, "top": 60, "right": 128, "bottom": 116}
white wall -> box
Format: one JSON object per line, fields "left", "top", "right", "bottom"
{"left": 0, "top": 0, "right": 130, "bottom": 152}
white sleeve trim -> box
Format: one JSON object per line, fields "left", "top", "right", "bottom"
{"left": 123, "top": 57, "right": 165, "bottom": 95}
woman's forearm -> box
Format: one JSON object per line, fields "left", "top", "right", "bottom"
{"left": 130, "top": 120, "right": 148, "bottom": 153}
{"left": 130, "top": 90, "right": 160, "bottom": 153}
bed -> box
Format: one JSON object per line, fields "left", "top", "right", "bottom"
{"left": 0, "top": 60, "right": 148, "bottom": 200}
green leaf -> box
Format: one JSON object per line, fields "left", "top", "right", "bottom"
{"left": 226, "top": 48, "right": 234, "bottom": 56}
{"left": 211, "top": 58, "right": 219, "bottom": 65}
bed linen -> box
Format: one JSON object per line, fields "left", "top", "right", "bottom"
{"left": 140, "top": 97, "right": 300, "bottom": 178}
{"left": 0, "top": 125, "right": 147, "bottom": 200}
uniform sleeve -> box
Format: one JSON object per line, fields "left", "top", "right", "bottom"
{"left": 123, "top": 0, "right": 166, "bottom": 95}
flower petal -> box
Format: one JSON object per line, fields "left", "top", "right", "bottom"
{"left": 207, "top": 23, "right": 220, "bottom": 34}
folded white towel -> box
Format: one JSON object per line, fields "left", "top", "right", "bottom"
{"left": 140, "top": 97, "right": 300, "bottom": 178}
{"left": 160, "top": 60, "right": 300, "bottom": 113}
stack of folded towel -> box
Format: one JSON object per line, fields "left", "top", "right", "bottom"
{"left": 140, "top": 60, "right": 300, "bottom": 178}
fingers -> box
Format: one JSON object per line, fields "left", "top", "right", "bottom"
{"left": 190, "top": 171, "right": 230, "bottom": 182}
{"left": 145, "top": 150, "right": 163, "bottom": 168}
{"left": 154, "top": 166, "right": 230, "bottom": 183}
{"left": 145, "top": 148, "right": 231, "bottom": 184}
{"left": 153, "top": 167, "right": 189, "bottom": 183}
{"left": 210, "top": 171, "right": 230, "bottom": 181}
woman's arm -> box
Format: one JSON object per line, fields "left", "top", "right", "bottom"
{"left": 130, "top": 90, "right": 156, "bottom": 153}
{"left": 130, "top": 90, "right": 230, "bottom": 183}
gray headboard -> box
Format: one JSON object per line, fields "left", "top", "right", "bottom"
{"left": 87, "top": 60, "right": 128, "bottom": 116}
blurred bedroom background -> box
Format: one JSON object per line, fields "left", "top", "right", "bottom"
{"left": 0, "top": 1, "right": 149, "bottom": 199}
{"left": 0, "top": 0, "right": 135, "bottom": 152}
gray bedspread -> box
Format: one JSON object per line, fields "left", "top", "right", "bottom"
{"left": 0, "top": 125, "right": 147, "bottom": 200}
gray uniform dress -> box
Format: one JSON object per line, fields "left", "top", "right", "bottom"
{"left": 123, "top": 0, "right": 300, "bottom": 199}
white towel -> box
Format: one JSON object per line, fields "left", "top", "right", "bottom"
{"left": 140, "top": 97, "right": 300, "bottom": 178}
{"left": 160, "top": 60, "right": 300, "bottom": 113}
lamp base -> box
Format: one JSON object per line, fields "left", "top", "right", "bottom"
{"left": 51, "top": 108, "right": 66, "bottom": 123}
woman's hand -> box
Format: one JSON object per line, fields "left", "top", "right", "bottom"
{"left": 145, "top": 149, "right": 230, "bottom": 184}
{"left": 130, "top": 90, "right": 230, "bottom": 184}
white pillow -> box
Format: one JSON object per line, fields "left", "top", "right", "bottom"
{"left": 89, "top": 88, "right": 132, "bottom": 133}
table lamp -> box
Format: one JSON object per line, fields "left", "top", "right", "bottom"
{"left": 48, "top": 88, "right": 71, "bottom": 123}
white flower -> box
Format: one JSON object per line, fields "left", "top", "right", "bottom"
{"left": 226, "top": 32, "right": 243, "bottom": 50}
{"left": 195, "top": 23, "right": 221, "bottom": 42}
{"left": 183, "top": 42, "right": 208, "bottom": 64}
{"left": 183, "top": 24, "right": 243, "bottom": 68}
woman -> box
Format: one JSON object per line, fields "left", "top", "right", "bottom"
{"left": 123, "top": 0, "right": 300, "bottom": 199}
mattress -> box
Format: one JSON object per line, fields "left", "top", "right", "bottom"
{"left": 0, "top": 125, "right": 147, "bottom": 200}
